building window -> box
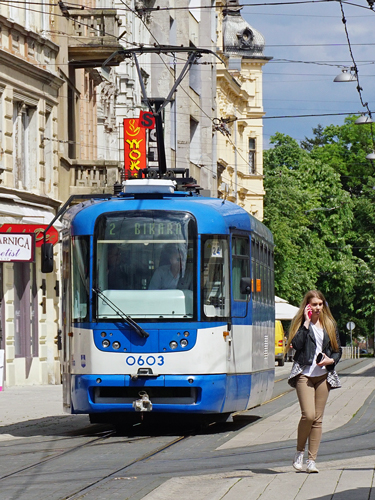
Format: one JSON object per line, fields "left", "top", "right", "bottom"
{"left": 13, "top": 102, "right": 37, "bottom": 190}
{"left": 190, "top": 117, "right": 201, "bottom": 165}
{"left": 44, "top": 111, "right": 52, "bottom": 195}
{"left": 0, "top": 93, "right": 3, "bottom": 174}
{"left": 248, "top": 138, "right": 256, "bottom": 174}
{"left": 189, "top": 0, "right": 201, "bottom": 22}
{"left": 170, "top": 100, "right": 176, "bottom": 152}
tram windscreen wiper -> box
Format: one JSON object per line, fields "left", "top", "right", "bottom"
{"left": 93, "top": 288, "right": 149, "bottom": 339}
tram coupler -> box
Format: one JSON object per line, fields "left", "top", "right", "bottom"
{"left": 133, "top": 391, "right": 153, "bottom": 412}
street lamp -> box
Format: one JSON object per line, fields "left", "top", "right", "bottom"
{"left": 333, "top": 67, "right": 357, "bottom": 82}
{"left": 355, "top": 113, "right": 374, "bottom": 125}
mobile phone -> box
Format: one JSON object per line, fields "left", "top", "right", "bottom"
{"left": 308, "top": 310, "right": 312, "bottom": 319}
{"left": 316, "top": 352, "right": 323, "bottom": 363}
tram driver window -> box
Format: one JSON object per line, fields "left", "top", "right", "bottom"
{"left": 202, "top": 237, "right": 230, "bottom": 318}
{"left": 71, "top": 236, "right": 90, "bottom": 322}
{"left": 94, "top": 211, "right": 197, "bottom": 320}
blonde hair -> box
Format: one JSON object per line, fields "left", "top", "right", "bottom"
{"left": 285, "top": 290, "right": 339, "bottom": 353}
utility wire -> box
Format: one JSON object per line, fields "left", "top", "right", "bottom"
{"left": 338, "top": 0, "right": 375, "bottom": 149}
{"left": 339, "top": 0, "right": 371, "bottom": 117}
{"left": 133, "top": 0, "right": 339, "bottom": 13}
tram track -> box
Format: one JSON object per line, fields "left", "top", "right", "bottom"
{"left": 0, "top": 429, "right": 117, "bottom": 483}
{"left": 0, "top": 422, "right": 198, "bottom": 500}
{"left": 61, "top": 434, "right": 189, "bottom": 500}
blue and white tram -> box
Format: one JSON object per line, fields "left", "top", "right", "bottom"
{"left": 60, "top": 179, "right": 275, "bottom": 421}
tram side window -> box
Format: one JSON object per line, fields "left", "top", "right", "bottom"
{"left": 251, "top": 238, "right": 256, "bottom": 299}
{"left": 202, "top": 237, "right": 230, "bottom": 318}
{"left": 71, "top": 236, "right": 90, "bottom": 322}
{"left": 232, "top": 236, "right": 250, "bottom": 301}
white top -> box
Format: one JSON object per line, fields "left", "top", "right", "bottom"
{"left": 302, "top": 323, "right": 327, "bottom": 377}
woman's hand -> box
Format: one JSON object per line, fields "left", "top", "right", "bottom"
{"left": 317, "top": 353, "right": 334, "bottom": 366}
{"left": 303, "top": 304, "right": 312, "bottom": 327}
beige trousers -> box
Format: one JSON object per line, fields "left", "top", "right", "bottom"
{"left": 295, "top": 373, "right": 330, "bottom": 461}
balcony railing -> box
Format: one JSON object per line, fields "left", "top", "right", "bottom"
{"left": 70, "top": 160, "right": 120, "bottom": 194}
{"left": 66, "top": 9, "right": 124, "bottom": 67}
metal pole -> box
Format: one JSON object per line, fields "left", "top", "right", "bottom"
{"left": 234, "top": 113, "right": 238, "bottom": 204}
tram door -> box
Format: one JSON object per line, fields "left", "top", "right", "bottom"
{"left": 61, "top": 235, "right": 72, "bottom": 410}
{"left": 230, "top": 234, "right": 251, "bottom": 372}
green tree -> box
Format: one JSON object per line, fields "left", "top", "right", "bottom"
{"left": 301, "top": 117, "right": 375, "bottom": 341}
{"left": 264, "top": 133, "right": 355, "bottom": 335}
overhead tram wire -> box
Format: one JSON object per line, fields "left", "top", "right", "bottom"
{"left": 338, "top": 0, "right": 375, "bottom": 148}
{"left": 338, "top": 0, "right": 372, "bottom": 117}
{"left": 126, "top": 0, "right": 374, "bottom": 13}
{"left": 129, "top": 0, "right": 340, "bottom": 13}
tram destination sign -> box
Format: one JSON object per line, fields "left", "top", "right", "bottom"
{"left": 0, "top": 233, "right": 35, "bottom": 262}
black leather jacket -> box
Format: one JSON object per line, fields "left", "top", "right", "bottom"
{"left": 292, "top": 323, "right": 342, "bottom": 371}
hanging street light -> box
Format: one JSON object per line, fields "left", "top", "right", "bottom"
{"left": 355, "top": 113, "right": 374, "bottom": 125}
{"left": 333, "top": 67, "right": 357, "bottom": 82}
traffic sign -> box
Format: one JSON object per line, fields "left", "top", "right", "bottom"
{"left": 346, "top": 321, "right": 355, "bottom": 331}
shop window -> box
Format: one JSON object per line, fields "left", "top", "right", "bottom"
{"left": 0, "top": 263, "right": 3, "bottom": 351}
{"left": 14, "top": 262, "right": 37, "bottom": 358}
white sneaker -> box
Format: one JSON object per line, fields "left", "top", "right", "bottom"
{"left": 293, "top": 451, "right": 304, "bottom": 471}
{"left": 306, "top": 460, "right": 319, "bottom": 473}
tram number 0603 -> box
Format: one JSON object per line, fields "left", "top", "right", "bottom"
{"left": 125, "top": 355, "right": 164, "bottom": 367}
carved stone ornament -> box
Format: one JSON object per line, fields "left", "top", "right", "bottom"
{"left": 223, "top": 0, "right": 265, "bottom": 57}
{"left": 237, "top": 27, "right": 254, "bottom": 49}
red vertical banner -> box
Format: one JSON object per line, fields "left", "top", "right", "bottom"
{"left": 124, "top": 118, "right": 147, "bottom": 178}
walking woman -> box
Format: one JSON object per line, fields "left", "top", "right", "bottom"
{"left": 286, "top": 290, "right": 342, "bottom": 473}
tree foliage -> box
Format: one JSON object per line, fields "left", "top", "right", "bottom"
{"left": 264, "top": 118, "right": 375, "bottom": 341}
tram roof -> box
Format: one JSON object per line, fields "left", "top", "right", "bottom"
{"left": 64, "top": 194, "right": 273, "bottom": 243}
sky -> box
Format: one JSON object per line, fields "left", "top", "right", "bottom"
{"left": 241, "top": 0, "right": 375, "bottom": 148}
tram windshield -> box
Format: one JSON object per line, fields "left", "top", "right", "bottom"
{"left": 94, "top": 211, "right": 196, "bottom": 320}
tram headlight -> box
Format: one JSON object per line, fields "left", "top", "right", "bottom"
{"left": 112, "top": 341, "right": 121, "bottom": 350}
{"left": 169, "top": 341, "right": 178, "bottom": 350}
{"left": 183, "top": 331, "right": 189, "bottom": 337}
{"left": 102, "top": 339, "right": 110, "bottom": 348}
{"left": 100, "top": 332, "right": 106, "bottom": 337}
{"left": 180, "top": 339, "right": 188, "bottom": 348}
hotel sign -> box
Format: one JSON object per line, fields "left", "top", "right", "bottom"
{"left": 0, "top": 233, "right": 35, "bottom": 262}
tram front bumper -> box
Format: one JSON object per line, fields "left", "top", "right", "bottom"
{"left": 70, "top": 374, "right": 227, "bottom": 414}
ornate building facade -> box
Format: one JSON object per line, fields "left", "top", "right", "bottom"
{"left": 0, "top": 0, "right": 122, "bottom": 386}
{"left": 216, "top": 0, "right": 271, "bottom": 220}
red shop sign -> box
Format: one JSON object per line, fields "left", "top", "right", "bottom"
{"left": 0, "top": 224, "right": 59, "bottom": 247}
{"left": 124, "top": 118, "right": 147, "bottom": 178}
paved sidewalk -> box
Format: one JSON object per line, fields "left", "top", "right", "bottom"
{"left": 140, "top": 455, "right": 375, "bottom": 500}
{"left": 0, "top": 384, "right": 64, "bottom": 426}
{"left": 218, "top": 359, "right": 375, "bottom": 450}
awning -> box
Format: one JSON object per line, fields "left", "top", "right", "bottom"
{"left": 275, "top": 295, "right": 299, "bottom": 320}
{"left": 0, "top": 194, "right": 62, "bottom": 228}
